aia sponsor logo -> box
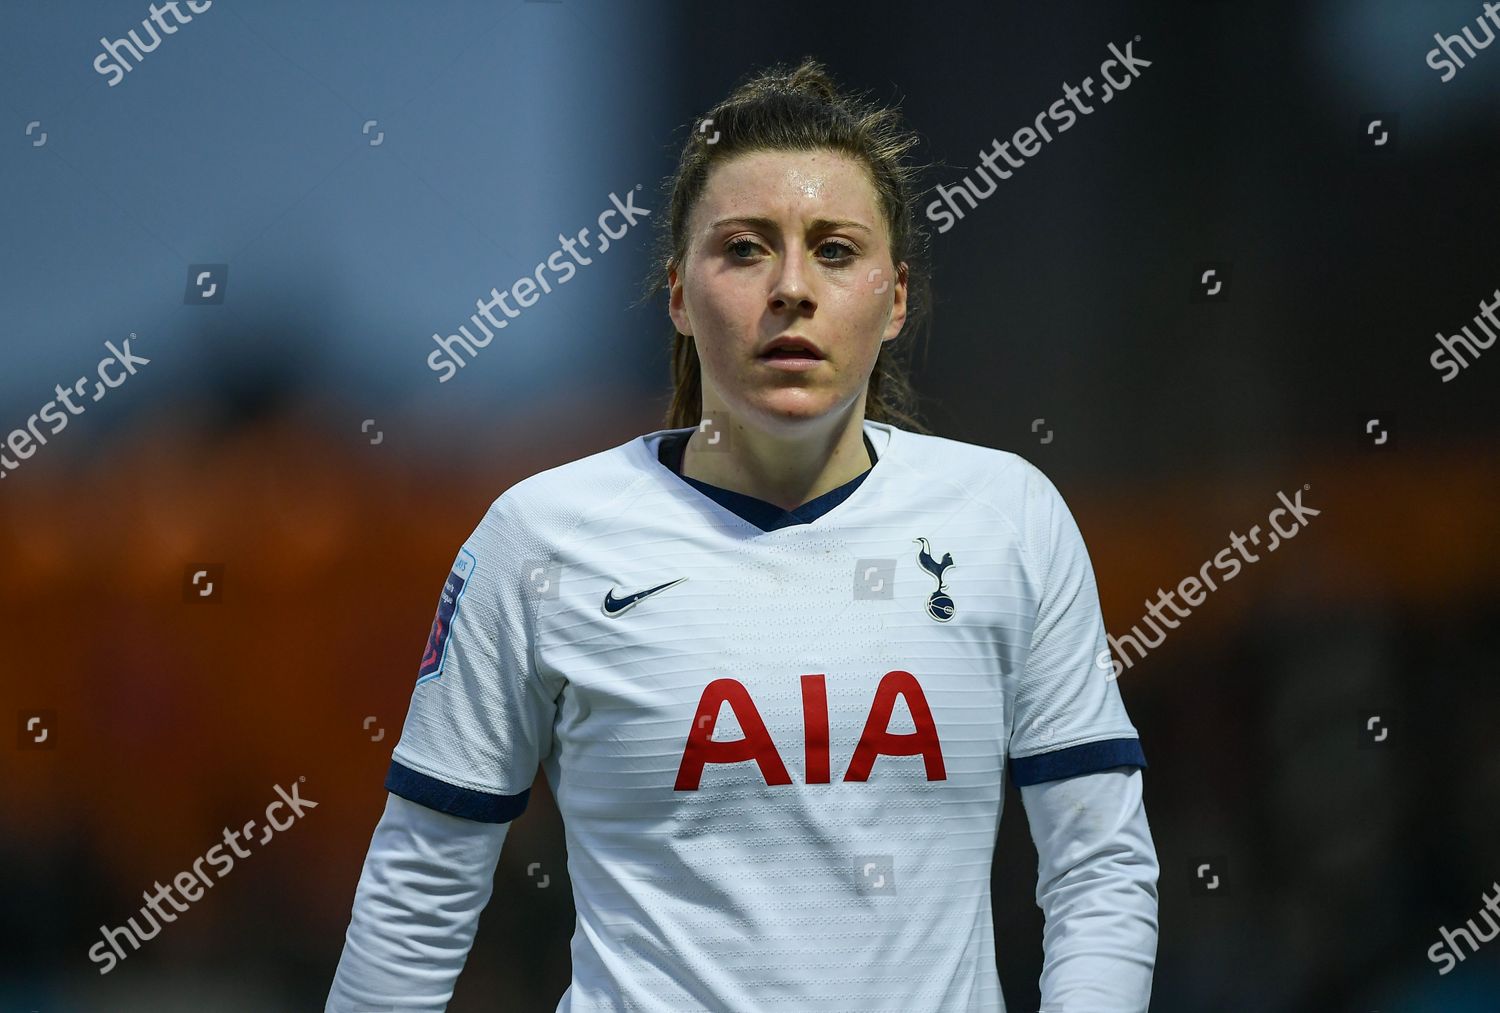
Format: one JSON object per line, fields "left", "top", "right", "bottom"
{"left": 675, "top": 670, "right": 946, "bottom": 789}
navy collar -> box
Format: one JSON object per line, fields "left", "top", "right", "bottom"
{"left": 657, "top": 430, "right": 878, "bottom": 532}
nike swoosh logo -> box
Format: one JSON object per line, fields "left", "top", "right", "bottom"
{"left": 602, "top": 577, "right": 688, "bottom": 617}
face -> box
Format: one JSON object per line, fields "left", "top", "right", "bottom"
{"left": 668, "top": 149, "right": 908, "bottom": 434}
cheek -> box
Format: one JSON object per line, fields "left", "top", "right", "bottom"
{"left": 828, "top": 286, "right": 892, "bottom": 352}
{"left": 687, "top": 269, "right": 759, "bottom": 341}
{"left": 682, "top": 284, "right": 739, "bottom": 376}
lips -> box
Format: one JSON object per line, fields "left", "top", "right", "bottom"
{"left": 759, "top": 336, "right": 823, "bottom": 359}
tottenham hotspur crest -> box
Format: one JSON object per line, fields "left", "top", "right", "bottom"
{"left": 914, "top": 537, "right": 957, "bottom": 622}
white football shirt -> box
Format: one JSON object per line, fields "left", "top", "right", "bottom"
{"left": 386, "top": 418, "right": 1147, "bottom": 1011}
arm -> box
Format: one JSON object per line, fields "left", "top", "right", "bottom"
{"left": 326, "top": 792, "right": 510, "bottom": 1012}
{"left": 327, "top": 493, "right": 556, "bottom": 1008}
{"left": 1005, "top": 461, "right": 1158, "bottom": 1010}
{"left": 1020, "top": 766, "right": 1159, "bottom": 1012}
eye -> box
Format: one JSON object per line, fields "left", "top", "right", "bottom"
{"left": 725, "top": 237, "right": 763, "bottom": 260}
{"left": 817, "top": 240, "right": 857, "bottom": 263}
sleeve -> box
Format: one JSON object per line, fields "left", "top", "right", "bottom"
{"left": 1007, "top": 464, "right": 1146, "bottom": 787}
{"left": 1020, "top": 767, "right": 1159, "bottom": 1012}
{"left": 386, "top": 493, "right": 558, "bottom": 822}
{"left": 326, "top": 792, "right": 510, "bottom": 1012}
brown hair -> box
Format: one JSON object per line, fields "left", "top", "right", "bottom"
{"left": 643, "top": 56, "right": 934, "bottom": 434}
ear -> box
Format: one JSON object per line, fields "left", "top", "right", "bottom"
{"left": 881, "top": 261, "right": 909, "bottom": 343}
{"left": 667, "top": 258, "right": 692, "bottom": 337}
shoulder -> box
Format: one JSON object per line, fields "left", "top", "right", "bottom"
{"left": 892, "top": 426, "right": 1064, "bottom": 516}
{"left": 470, "top": 433, "right": 661, "bottom": 550}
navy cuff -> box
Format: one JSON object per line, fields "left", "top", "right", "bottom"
{"left": 1008, "top": 737, "right": 1147, "bottom": 788}
{"left": 385, "top": 759, "right": 530, "bottom": 823}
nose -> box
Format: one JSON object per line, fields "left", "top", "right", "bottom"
{"left": 768, "top": 252, "right": 816, "bottom": 314}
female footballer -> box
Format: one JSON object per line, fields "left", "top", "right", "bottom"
{"left": 329, "top": 57, "right": 1158, "bottom": 1012}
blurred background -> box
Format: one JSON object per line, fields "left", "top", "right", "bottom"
{"left": 3, "top": 0, "right": 1498, "bottom": 1009}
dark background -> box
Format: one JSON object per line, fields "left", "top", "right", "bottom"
{"left": 2, "top": 1, "right": 1498, "bottom": 1010}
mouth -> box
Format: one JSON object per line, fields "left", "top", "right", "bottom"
{"left": 758, "top": 336, "right": 824, "bottom": 361}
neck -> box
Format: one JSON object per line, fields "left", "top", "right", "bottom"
{"left": 681, "top": 407, "right": 872, "bottom": 512}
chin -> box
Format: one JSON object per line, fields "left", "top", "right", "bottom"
{"left": 740, "top": 390, "right": 850, "bottom": 429}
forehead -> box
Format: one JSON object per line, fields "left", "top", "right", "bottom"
{"left": 693, "top": 149, "right": 883, "bottom": 233}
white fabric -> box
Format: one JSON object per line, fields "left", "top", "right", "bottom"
{"left": 327, "top": 774, "right": 1159, "bottom": 1012}
{"left": 341, "top": 420, "right": 1154, "bottom": 1010}
{"left": 1021, "top": 767, "right": 1159, "bottom": 1011}
{"left": 326, "top": 793, "right": 508, "bottom": 1012}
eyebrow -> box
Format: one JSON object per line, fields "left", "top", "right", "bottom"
{"left": 709, "top": 216, "right": 873, "bottom": 236}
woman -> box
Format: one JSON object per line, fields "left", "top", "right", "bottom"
{"left": 329, "top": 57, "right": 1158, "bottom": 1012}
